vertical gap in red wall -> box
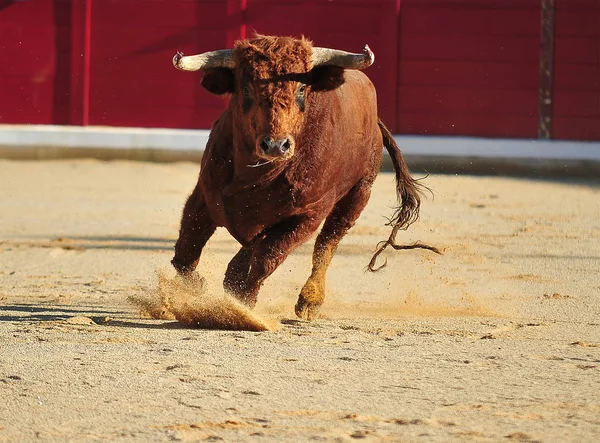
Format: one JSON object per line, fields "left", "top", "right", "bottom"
{"left": 538, "top": 0, "right": 555, "bottom": 139}
{"left": 69, "top": 0, "right": 82, "bottom": 125}
{"left": 69, "top": 0, "right": 91, "bottom": 126}
{"left": 597, "top": 2, "right": 600, "bottom": 135}
{"left": 52, "top": 0, "right": 72, "bottom": 125}
{"left": 394, "top": 0, "right": 402, "bottom": 133}
{"left": 82, "top": 0, "right": 91, "bottom": 126}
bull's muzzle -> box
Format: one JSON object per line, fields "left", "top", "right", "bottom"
{"left": 258, "top": 136, "right": 295, "bottom": 160}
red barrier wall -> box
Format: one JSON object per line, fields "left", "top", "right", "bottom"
{"left": 0, "top": 0, "right": 56, "bottom": 124}
{"left": 0, "top": 0, "right": 599, "bottom": 140}
{"left": 553, "top": 0, "right": 600, "bottom": 140}
{"left": 397, "top": 0, "right": 541, "bottom": 138}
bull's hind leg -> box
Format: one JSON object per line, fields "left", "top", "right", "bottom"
{"left": 172, "top": 187, "right": 216, "bottom": 283}
{"left": 295, "top": 179, "right": 373, "bottom": 320}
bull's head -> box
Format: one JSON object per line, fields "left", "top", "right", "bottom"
{"left": 173, "top": 36, "right": 374, "bottom": 162}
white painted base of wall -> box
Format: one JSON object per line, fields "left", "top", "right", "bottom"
{"left": 1, "top": 125, "right": 599, "bottom": 175}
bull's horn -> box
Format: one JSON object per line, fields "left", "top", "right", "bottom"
{"left": 172, "top": 49, "right": 235, "bottom": 71}
{"left": 311, "top": 44, "right": 375, "bottom": 70}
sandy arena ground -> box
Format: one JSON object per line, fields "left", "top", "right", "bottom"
{"left": 0, "top": 159, "right": 599, "bottom": 442}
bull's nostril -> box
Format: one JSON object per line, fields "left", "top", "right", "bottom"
{"left": 260, "top": 137, "right": 292, "bottom": 156}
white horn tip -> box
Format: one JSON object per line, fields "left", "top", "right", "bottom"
{"left": 362, "top": 44, "right": 375, "bottom": 67}
{"left": 173, "top": 51, "right": 184, "bottom": 70}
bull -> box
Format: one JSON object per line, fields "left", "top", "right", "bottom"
{"left": 171, "top": 35, "right": 438, "bottom": 320}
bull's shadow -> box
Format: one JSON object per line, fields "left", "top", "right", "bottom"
{"left": 0, "top": 303, "right": 286, "bottom": 331}
{"left": 0, "top": 303, "right": 181, "bottom": 329}
{"left": 0, "top": 303, "right": 121, "bottom": 322}
{"left": 6, "top": 235, "right": 376, "bottom": 256}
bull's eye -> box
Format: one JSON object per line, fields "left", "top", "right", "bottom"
{"left": 241, "top": 85, "right": 253, "bottom": 113}
{"left": 296, "top": 84, "right": 306, "bottom": 112}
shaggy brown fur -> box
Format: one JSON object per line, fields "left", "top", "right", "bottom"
{"left": 172, "top": 35, "right": 435, "bottom": 320}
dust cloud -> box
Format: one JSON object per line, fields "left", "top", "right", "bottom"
{"left": 128, "top": 269, "right": 274, "bottom": 332}
{"left": 129, "top": 268, "right": 498, "bottom": 331}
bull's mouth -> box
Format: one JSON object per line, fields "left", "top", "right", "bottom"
{"left": 255, "top": 148, "right": 295, "bottom": 162}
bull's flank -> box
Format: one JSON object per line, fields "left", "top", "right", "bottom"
{"left": 170, "top": 35, "right": 437, "bottom": 321}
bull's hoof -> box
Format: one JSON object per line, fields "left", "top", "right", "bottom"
{"left": 223, "top": 279, "right": 244, "bottom": 299}
{"left": 295, "top": 280, "right": 325, "bottom": 320}
{"left": 223, "top": 281, "right": 258, "bottom": 309}
{"left": 294, "top": 298, "right": 322, "bottom": 320}
{"left": 236, "top": 294, "right": 257, "bottom": 310}
{"left": 178, "top": 271, "right": 207, "bottom": 294}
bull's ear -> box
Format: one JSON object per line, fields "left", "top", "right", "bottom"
{"left": 201, "top": 68, "right": 235, "bottom": 95}
{"left": 309, "top": 66, "right": 345, "bottom": 92}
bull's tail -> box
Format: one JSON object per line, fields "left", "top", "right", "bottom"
{"left": 368, "top": 120, "right": 441, "bottom": 271}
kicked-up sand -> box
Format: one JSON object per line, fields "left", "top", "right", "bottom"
{"left": 0, "top": 159, "right": 599, "bottom": 442}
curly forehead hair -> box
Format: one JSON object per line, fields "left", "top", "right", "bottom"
{"left": 233, "top": 35, "right": 313, "bottom": 78}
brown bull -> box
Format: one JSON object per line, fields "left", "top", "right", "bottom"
{"left": 171, "top": 35, "right": 438, "bottom": 320}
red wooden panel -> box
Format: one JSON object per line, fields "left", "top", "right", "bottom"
{"left": 397, "top": 0, "right": 540, "bottom": 138}
{"left": 553, "top": 1, "right": 600, "bottom": 139}
{"left": 553, "top": 117, "right": 600, "bottom": 141}
{"left": 402, "top": 0, "right": 539, "bottom": 10}
{"left": 555, "top": 11, "right": 600, "bottom": 37}
{"left": 0, "top": 77, "right": 54, "bottom": 124}
{"left": 245, "top": 0, "right": 314, "bottom": 37}
{"left": 89, "top": 75, "right": 227, "bottom": 111}
{"left": 90, "top": 0, "right": 204, "bottom": 27}
{"left": 0, "top": 25, "right": 56, "bottom": 76}
{"left": 0, "top": 0, "right": 55, "bottom": 125}
{"left": 400, "top": 35, "right": 539, "bottom": 63}
{"left": 88, "top": 105, "right": 218, "bottom": 130}
{"left": 88, "top": 0, "right": 237, "bottom": 128}
{"left": 1, "top": 0, "right": 599, "bottom": 141}
{"left": 89, "top": 52, "right": 198, "bottom": 81}
{"left": 556, "top": 0, "right": 600, "bottom": 11}
{"left": 553, "top": 91, "right": 600, "bottom": 117}
{"left": 398, "top": 112, "right": 537, "bottom": 138}
{"left": 400, "top": 61, "right": 538, "bottom": 89}
{"left": 399, "top": 6, "right": 540, "bottom": 37}
{"left": 246, "top": 0, "right": 386, "bottom": 36}
{"left": 554, "top": 63, "right": 600, "bottom": 91}
{"left": 398, "top": 86, "right": 537, "bottom": 116}
{"left": 555, "top": 37, "right": 600, "bottom": 63}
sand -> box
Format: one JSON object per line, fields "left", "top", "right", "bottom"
{"left": 0, "top": 159, "right": 598, "bottom": 442}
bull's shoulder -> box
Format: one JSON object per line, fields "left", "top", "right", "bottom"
{"left": 200, "top": 113, "right": 234, "bottom": 185}
{"left": 324, "top": 70, "right": 378, "bottom": 114}
{"left": 343, "top": 69, "right": 375, "bottom": 89}
{"left": 340, "top": 70, "right": 377, "bottom": 98}
{"left": 206, "top": 113, "right": 233, "bottom": 151}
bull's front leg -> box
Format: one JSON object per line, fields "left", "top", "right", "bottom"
{"left": 296, "top": 179, "right": 373, "bottom": 320}
{"left": 172, "top": 186, "right": 216, "bottom": 284}
{"left": 223, "top": 246, "right": 252, "bottom": 295}
{"left": 231, "top": 215, "right": 322, "bottom": 308}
